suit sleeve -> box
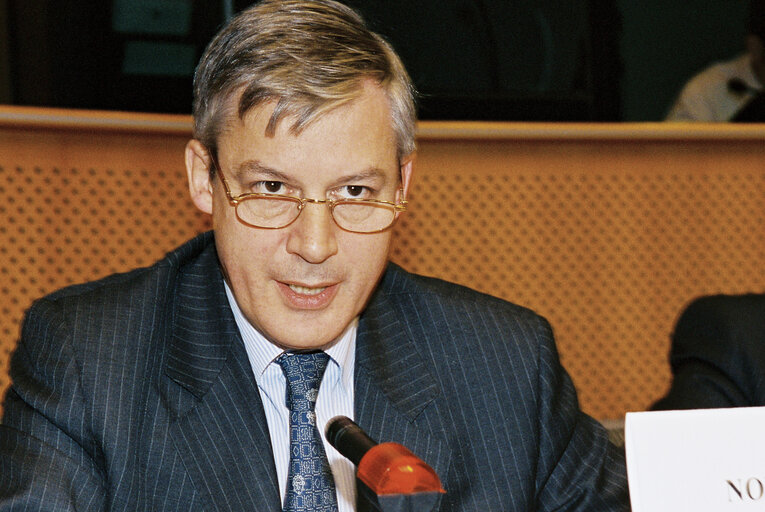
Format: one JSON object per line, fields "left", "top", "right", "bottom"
{"left": 532, "top": 317, "right": 629, "bottom": 511}
{"left": 652, "top": 295, "right": 765, "bottom": 410}
{"left": 0, "top": 299, "right": 107, "bottom": 511}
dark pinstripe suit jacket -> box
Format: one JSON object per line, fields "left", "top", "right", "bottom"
{"left": 0, "top": 232, "right": 628, "bottom": 511}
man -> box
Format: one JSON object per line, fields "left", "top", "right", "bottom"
{"left": 652, "top": 293, "right": 765, "bottom": 410}
{"left": 0, "top": 1, "right": 628, "bottom": 510}
{"left": 666, "top": 0, "right": 765, "bottom": 121}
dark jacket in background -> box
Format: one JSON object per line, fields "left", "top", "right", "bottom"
{"left": 652, "top": 293, "right": 765, "bottom": 410}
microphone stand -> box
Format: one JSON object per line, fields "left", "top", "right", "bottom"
{"left": 373, "top": 492, "right": 443, "bottom": 512}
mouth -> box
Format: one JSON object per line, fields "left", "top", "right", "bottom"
{"left": 288, "top": 284, "right": 327, "bottom": 296}
{"left": 278, "top": 280, "right": 339, "bottom": 310}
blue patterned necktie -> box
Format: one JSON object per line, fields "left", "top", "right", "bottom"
{"left": 276, "top": 351, "right": 339, "bottom": 512}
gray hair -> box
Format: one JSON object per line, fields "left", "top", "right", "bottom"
{"left": 192, "top": 0, "right": 417, "bottom": 160}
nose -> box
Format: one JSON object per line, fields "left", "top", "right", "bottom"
{"left": 285, "top": 201, "right": 338, "bottom": 263}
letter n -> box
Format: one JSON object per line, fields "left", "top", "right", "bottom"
{"left": 727, "top": 480, "right": 744, "bottom": 502}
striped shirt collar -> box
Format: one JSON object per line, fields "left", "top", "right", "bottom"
{"left": 223, "top": 281, "right": 356, "bottom": 391}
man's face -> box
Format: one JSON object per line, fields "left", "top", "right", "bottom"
{"left": 186, "top": 82, "right": 413, "bottom": 350}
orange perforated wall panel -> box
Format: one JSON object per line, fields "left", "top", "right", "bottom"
{"left": 1, "top": 107, "right": 764, "bottom": 421}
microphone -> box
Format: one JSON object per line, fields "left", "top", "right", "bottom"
{"left": 727, "top": 78, "right": 761, "bottom": 96}
{"left": 326, "top": 416, "right": 445, "bottom": 509}
{"left": 325, "top": 415, "right": 377, "bottom": 466}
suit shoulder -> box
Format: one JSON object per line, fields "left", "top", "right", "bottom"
{"left": 677, "top": 293, "right": 765, "bottom": 333}
{"left": 370, "top": 265, "right": 558, "bottom": 395}
{"left": 24, "top": 232, "right": 215, "bottom": 337}
{"left": 34, "top": 232, "right": 214, "bottom": 306}
{"left": 380, "top": 263, "right": 549, "bottom": 329}
{"left": 15, "top": 233, "right": 216, "bottom": 388}
{"left": 686, "top": 293, "right": 765, "bottom": 313}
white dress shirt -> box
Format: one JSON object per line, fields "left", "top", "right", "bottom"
{"left": 224, "top": 283, "right": 357, "bottom": 511}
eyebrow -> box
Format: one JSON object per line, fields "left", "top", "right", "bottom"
{"left": 235, "top": 159, "right": 392, "bottom": 187}
{"left": 328, "top": 168, "right": 390, "bottom": 188}
{"left": 235, "top": 160, "right": 292, "bottom": 182}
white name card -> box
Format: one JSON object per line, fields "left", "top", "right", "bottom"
{"left": 626, "top": 407, "right": 765, "bottom": 511}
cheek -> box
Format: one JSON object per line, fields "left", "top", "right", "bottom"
{"left": 213, "top": 211, "right": 284, "bottom": 281}
{"left": 212, "top": 187, "right": 271, "bottom": 248}
{"left": 343, "top": 233, "right": 392, "bottom": 285}
{"left": 221, "top": 229, "right": 282, "bottom": 268}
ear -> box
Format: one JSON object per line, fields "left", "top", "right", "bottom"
{"left": 398, "top": 152, "right": 415, "bottom": 201}
{"left": 185, "top": 139, "right": 214, "bottom": 215}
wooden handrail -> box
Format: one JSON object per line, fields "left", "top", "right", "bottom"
{"left": 0, "top": 105, "right": 192, "bottom": 135}
{"left": 1, "top": 104, "right": 765, "bottom": 141}
{"left": 417, "top": 121, "right": 765, "bottom": 141}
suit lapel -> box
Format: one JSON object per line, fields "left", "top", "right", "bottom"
{"left": 165, "top": 242, "right": 281, "bottom": 511}
{"left": 354, "top": 265, "right": 452, "bottom": 510}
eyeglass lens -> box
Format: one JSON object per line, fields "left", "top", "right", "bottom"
{"left": 236, "top": 196, "right": 396, "bottom": 232}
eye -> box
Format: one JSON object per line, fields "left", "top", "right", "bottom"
{"left": 254, "top": 181, "right": 286, "bottom": 194}
{"left": 336, "top": 185, "right": 373, "bottom": 199}
{"left": 345, "top": 186, "right": 365, "bottom": 197}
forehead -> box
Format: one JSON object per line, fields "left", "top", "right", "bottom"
{"left": 217, "top": 83, "right": 399, "bottom": 178}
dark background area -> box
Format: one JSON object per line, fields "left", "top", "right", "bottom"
{"left": 0, "top": 0, "right": 749, "bottom": 121}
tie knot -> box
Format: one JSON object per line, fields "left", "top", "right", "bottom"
{"left": 277, "top": 351, "right": 330, "bottom": 410}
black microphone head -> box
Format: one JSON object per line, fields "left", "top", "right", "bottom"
{"left": 325, "top": 416, "right": 356, "bottom": 447}
{"left": 325, "top": 416, "right": 377, "bottom": 466}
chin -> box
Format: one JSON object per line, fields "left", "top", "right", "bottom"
{"left": 273, "top": 337, "right": 336, "bottom": 351}
{"left": 266, "top": 324, "right": 345, "bottom": 351}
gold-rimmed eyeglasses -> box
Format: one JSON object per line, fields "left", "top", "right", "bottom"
{"left": 209, "top": 154, "right": 408, "bottom": 234}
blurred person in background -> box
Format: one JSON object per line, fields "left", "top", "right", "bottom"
{"left": 666, "top": 0, "right": 765, "bottom": 121}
